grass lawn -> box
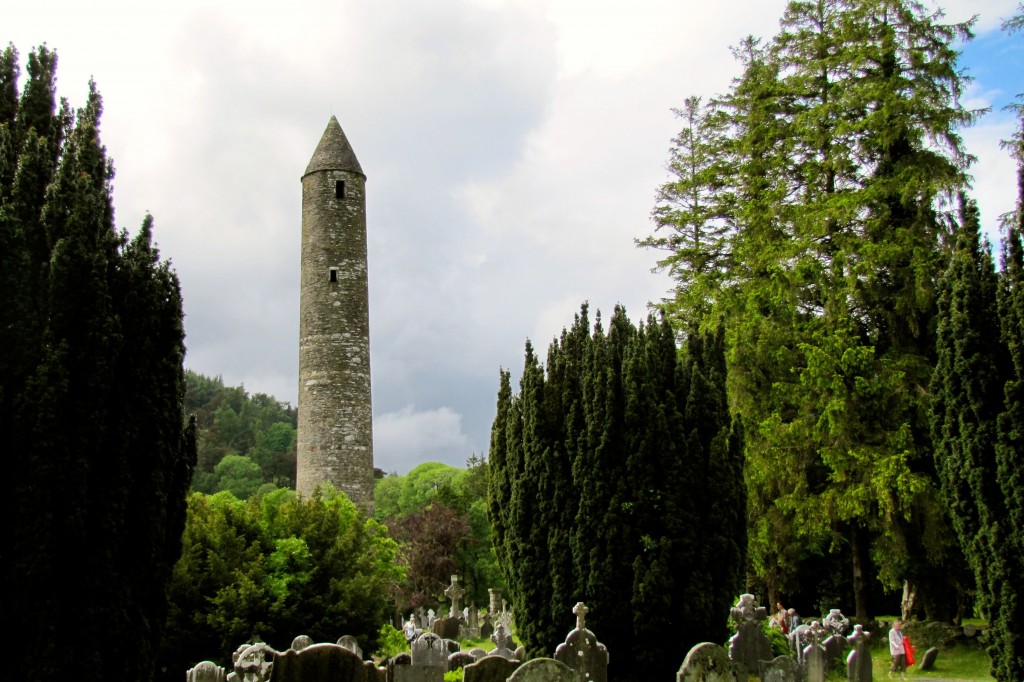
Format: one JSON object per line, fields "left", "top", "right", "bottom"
{"left": 871, "top": 645, "right": 994, "bottom": 681}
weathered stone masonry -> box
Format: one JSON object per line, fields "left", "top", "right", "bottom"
{"left": 297, "top": 116, "right": 374, "bottom": 514}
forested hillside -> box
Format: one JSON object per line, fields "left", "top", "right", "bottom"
{"left": 184, "top": 370, "right": 298, "bottom": 496}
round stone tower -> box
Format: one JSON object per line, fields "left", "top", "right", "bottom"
{"left": 297, "top": 116, "right": 374, "bottom": 514}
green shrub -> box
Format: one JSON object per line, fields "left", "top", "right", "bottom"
{"left": 374, "top": 624, "right": 409, "bottom": 660}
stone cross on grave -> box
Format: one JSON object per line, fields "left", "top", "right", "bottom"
{"left": 573, "top": 602, "right": 589, "bottom": 632}
{"left": 445, "top": 574, "right": 465, "bottom": 619}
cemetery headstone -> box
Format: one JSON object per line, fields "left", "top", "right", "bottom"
{"left": 368, "top": 660, "right": 387, "bottom": 682}
{"left": 554, "top": 602, "right": 608, "bottom": 682}
{"left": 802, "top": 642, "right": 828, "bottom": 682}
{"left": 468, "top": 648, "right": 488, "bottom": 661}
{"left": 448, "top": 651, "right": 476, "bottom": 672}
{"left": 386, "top": 654, "right": 411, "bottom": 682}
{"left": 488, "top": 588, "right": 502, "bottom": 615}
{"left": 427, "top": 609, "right": 436, "bottom": 627}
{"left": 232, "top": 642, "right": 276, "bottom": 682}
{"left": 759, "top": 655, "right": 801, "bottom": 682}
{"left": 463, "top": 655, "right": 521, "bottom": 682}
{"left": 919, "top": 647, "right": 939, "bottom": 671}
{"left": 337, "top": 635, "right": 363, "bottom": 660}
{"left": 272, "top": 643, "right": 368, "bottom": 682}
{"left": 822, "top": 610, "right": 850, "bottom": 636}
{"left": 187, "top": 661, "right": 227, "bottom": 682}
{"left": 496, "top": 607, "right": 512, "bottom": 632}
{"left": 396, "top": 632, "right": 446, "bottom": 682}
{"left": 291, "top": 635, "right": 314, "bottom": 652}
{"left": 844, "top": 625, "right": 871, "bottom": 682}
{"left": 727, "top": 594, "right": 772, "bottom": 677}
{"left": 515, "top": 646, "right": 527, "bottom": 662}
{"left": 676, "top": 642, "right": 740, "bottom": 682}
{"left": 507, "top": 658, "right": 581, "bottom": 682}
{"left": 821, "top": 635, "right": 847, "bottom": 672}
{"left": 444, "top": 575, "right": 466, "bottom": 619}
{"left": 443, "top": 639, "right": 461, "bottom": 654}
{"left": 417, "top": 607, "right": 427, "bottom": 630}
{"left": 480, "top": 618, "right": 494, "bottom": 641}
{"left": 460, "top": 602, "right": 481, "bottom": 639}
{"left": 789, "top": 624, "right": 812, "bottom": 663}
{"left": 432, "top": 616, "right": 460, "bottom": 640}
{"left": 410, "top": 633, "right": 448, "bottom": 667}
{"left": 490, "top": 623, "right": 517, "bottom": 659}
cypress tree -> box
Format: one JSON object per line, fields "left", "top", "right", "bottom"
{"left": 1, "top": 47, "right": 195, "bottom": 681}
{"left": 488, "top": 305, "right": 744, "bottom": 682}
{"left": 930, "top": 195, "right": 1005, "bottom": 668}
{"left": 990, "top": 119, "right": 1024, "bottom": 681}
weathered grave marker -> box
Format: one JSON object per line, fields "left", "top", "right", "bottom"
{"left": 448, "top": 651, "right": 476, "bottom": 672}
{"left": 396, "top": 632, "right": 446, "bottom": 682}
{"left": 291, "top": 635, "right": 314, "bottom": 652}
{"left": 489, "top": 622, "right": 517, "bottom": 660}
{"left": 727, "top": 594, "right": 772, "bottom": 677}
{"left": 507, "top": 658, "right": 581, "bottom": 682}
{"left": 272, "top": 643, "right": 369, "bottom": 682}
{"left": 919, "top": 647, "right": 939, "bottom": 671}
{"left": 553, "top": 602, "right": 608, "bottom": 682}
{"left": 187, "top": 660, "right": 227, "bottom": 682}
{"left": 760, "top": 655, "right": 801, "bottom": 682}
{"left": 444, "top": 575, "right": 465, "bottom": 619}
{"left": 337, "top": 635, "right": 363, "bottom": 660}
{"left": 463, "top": 655, "right": 521, "bottom": 682}
{"left": 676, "top": 642, "right": 740, "bottom": 682}
{"left": 803, "top": 641, "right": 828, "bottom": 682}
{"left": 822, "top": 609, "right": 850, "bottom": 636}
{"left": 845, "top": 624, "right": 871, "bottom": 682}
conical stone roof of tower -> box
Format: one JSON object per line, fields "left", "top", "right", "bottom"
{"left": 304, "top": 115, "right": 364, "bottom": 178}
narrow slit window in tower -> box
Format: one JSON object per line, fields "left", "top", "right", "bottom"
{"left": 329, "top": 267, "right": 338, "bottom": 283}
{"left": 335, "top": 180, "right": 345, "bottom": 199}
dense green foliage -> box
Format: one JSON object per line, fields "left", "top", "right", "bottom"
{"left": 0, "top": 45, "right": 196, "bottom": 681}
{"left": 375, "top": 458, "right": 503, "bottom": 613}
{"left": 488, "top": 304, "right": 745, "bottom": 682}
{"left": 185, "top": 369, "right": 297, "bottom": 494}
{"left": 158, "top": 488, "right": 402, "bottom": 679}
{"left": 642, "top": 0, "right": 978, "bottom": 620}
{"left": 930, "top": 10, "right": 1024, "bottom": 669}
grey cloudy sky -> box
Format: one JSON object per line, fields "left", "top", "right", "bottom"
{"left": 9, "top": 0, "right": 1023, "bottom": 474}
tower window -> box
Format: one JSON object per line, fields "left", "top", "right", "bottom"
{"left": 329, "top": 267, "right": 338, "bottom": 283}
{"left": 335, "top": 180, "right": 345, "bottom": 199}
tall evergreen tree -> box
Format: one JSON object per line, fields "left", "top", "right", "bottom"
{"left": 644, "top": 0, "right": 976, "bottom": 618}
{"left": 0, "top": 47, "right": 195, "bottom": 681}
{"left": 989, "top": 28, "right": 1024, "bottom": 667}
{"left": 992, "top": 223, "right": 1024, "bottom": 682}
{"left": 488, "top": 305, "right": 744, "bottom": 682}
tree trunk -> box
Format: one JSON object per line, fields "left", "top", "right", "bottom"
{"left": 851, "top": 524, "right": 870, "bottom": 621}
{"left": 901, "top": 580, "right": 917, "bottom": 622}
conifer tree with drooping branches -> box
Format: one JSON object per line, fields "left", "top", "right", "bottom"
{"left": 643, "top": 0, "right": 979, "bottom": 619}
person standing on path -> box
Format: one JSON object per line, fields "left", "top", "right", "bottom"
{"left": 889, "top": 619, "right": 907, "bottom": 678}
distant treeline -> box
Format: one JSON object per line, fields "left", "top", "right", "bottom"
{"left": 184, "top": 370, "right": 298, "bottom": 496}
